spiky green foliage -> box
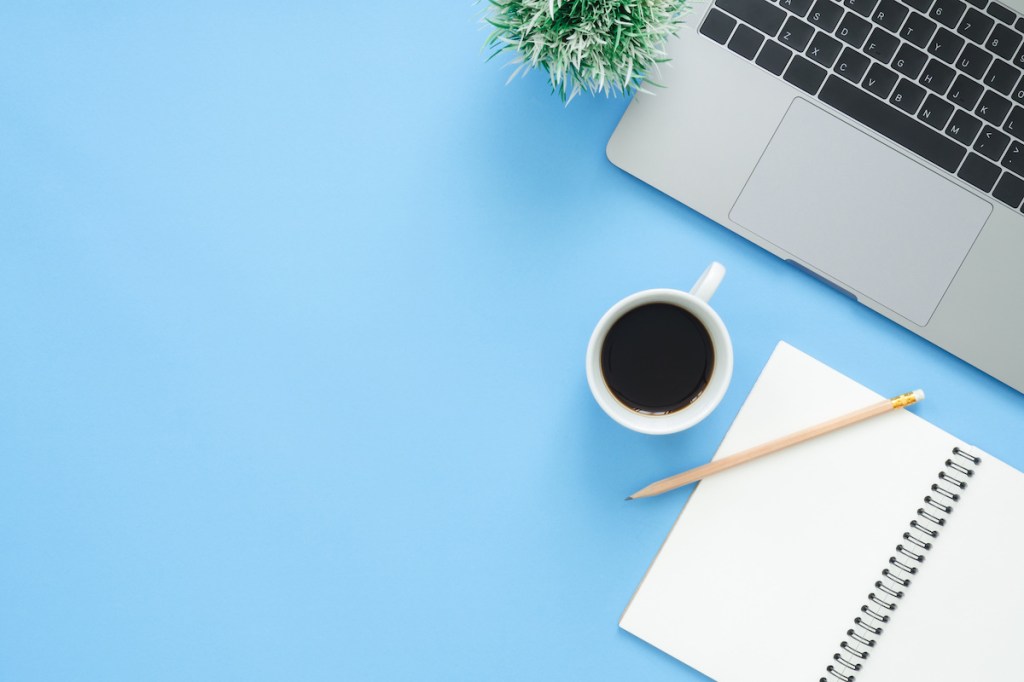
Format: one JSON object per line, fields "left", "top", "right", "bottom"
{"left": 484, "top": 0, "right": 690, "bottom": 102}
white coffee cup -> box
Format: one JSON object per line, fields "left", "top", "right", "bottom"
{"left": 585, "top": 262, "right": 733, "bottom": 435}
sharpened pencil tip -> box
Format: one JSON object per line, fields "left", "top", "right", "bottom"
{"left": 625, "top": 496, "right": 634, "bottom": 501}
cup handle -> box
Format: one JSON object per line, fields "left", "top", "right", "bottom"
{"left": 689, "top": 262, "right": 725, "bottom": 302}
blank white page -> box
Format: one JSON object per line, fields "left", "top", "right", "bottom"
{"left": 620, "top": 342, "right": 967, "bottom": 682}
{"left": 861, "top": 453, "right": 1024, "bottom": 681}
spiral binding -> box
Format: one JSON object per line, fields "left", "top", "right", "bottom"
{"left": 820, "top": 447, "right": 980, "bottom": 682}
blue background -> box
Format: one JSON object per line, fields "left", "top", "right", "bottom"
{"left": 2, "top": 3, "right": 1022, "bottom": 680}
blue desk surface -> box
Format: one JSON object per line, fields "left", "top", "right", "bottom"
{"left": 2, "top": 4, "right": 1022, "bottom": 680}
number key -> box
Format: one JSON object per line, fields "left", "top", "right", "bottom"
{"left": 987, "top": 23, "right": 1023, "bottom": 60}
{"left": 929, "top": 0, "right": 967, "bottom": 28}
{"left": 957, "top": 7, "right": 995, "bottom": 43}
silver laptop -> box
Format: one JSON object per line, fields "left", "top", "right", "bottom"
{"left": 607, "top": 0, "right": 1024, "bottom": 393}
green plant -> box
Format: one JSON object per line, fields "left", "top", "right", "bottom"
{"left": 484, "top": 0, "right": 690, "bottom": 102}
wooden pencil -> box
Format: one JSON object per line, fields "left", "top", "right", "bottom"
{"left": 626, "top": 390, "right": 925, "bottom": 500}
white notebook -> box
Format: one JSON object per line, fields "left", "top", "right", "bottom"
{"left": 620, "top": 342, "right": 1024, "bottom": 682}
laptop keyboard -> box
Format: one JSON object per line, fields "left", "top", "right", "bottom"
{"left": 700, "top": 0, "right": 1024, "bottom": 210}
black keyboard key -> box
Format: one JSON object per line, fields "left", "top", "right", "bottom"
{"left": 987, "top": 1, "right": 1016, "bottom": 23}
{"left": 948, "top": 109, "right": 985, "bottom": 143}
{"left": 729, "top": 23, "right": 766, "bottom": 58}
{"left": 866, "top": 27, "right": 902, "bottom": 61}
{"left": 974, "top": 125, "right": 1011, "bottom": 159}
{"left": 930, "top": 0, "right": 968, "bottom": 27}
{"left": 717, "top": 0, "right": 788, "bottom": 35}
{"left": 928, "top": 27, "right": 967, "bottom": 61}
{"left": 809, "top": 0, "right": 845, "bottom": 31}
{"left": 1012, "top": 73, "right": 1024, "bottom": 102}
{"left": 964, "top": 0, "right": 985, "bottom": 8}
{"left": 837, "top": 13, "right": 872, "bottom": 48}
{"left": 903, "top": 0, "right": 934, "bottom": 12}
{"left": 780, "top": 0, "right": 816, "bottom": 15}
{"left": 948, "top": 73, "right": 985, "bottom": 107}
{"left": 894, "top": 43, "right": 930, "bottom": 76}
{"left": 845, "top": 0, "right": 881, "bottom": 16}
{"left": 784, "top": 53, "right": 829, "bottom": 91}
{"left": 874, "top": 0, "right": 910, "bottom": 31}
{"left": 807, "top": 31, "right": 844, "bottom": 66}
{"left": 958, "top": 7, "right": 995, "bottom": 42}
{"left": 902, "top": 11, "right": 939, "bottom": 47}
{"left": 1014, "top": 42, "right": 1024, "bottom": 67}
{"left": 835, "top": 47, "right": 872, "bottom": 81}
{"left": 977, "top": 89, "right": 1013, "bottom": 123}
{"left": 958, "top": 152, "right": 1002, "bottom": 190}
{"left": 819, "top": 75, "right": 966, "bottom": 170}
{"left": 1001, "top": 137, "right": 1024, "bottom": 172}
{"left": 1004, "top": 104, "right": 1024, "bottom": 136}
{"left": 986, "top": 23, "right": 1023, "bottom": 58}
{"left": 865, "top": 62, "right": 901, "bottom": 96}
{"left": 891, "top": 77, "right": 928, "bottom": 112}
{"left": 1018, "top": 16, "right": 1024, "bottom": 30}
{"left": 993, "top": 170, "right": 1024, "bottom": 206}
{"left": 920, "top": 58, "right": 957, "bottom": 91}
{"left": 757, "top": 40, "right": 795, "bottom": 74}
{"left": 780, "top": 16, "right": 816, "bottom": 50}
{"left": 918, "top": 93, "right": 956, "bottom": 126}
{"left": 701, "top": 9, "right": 739, "bottom": 43}
{"left": 984, "top": 58, "right": 1022, "bottom": 92}
{"left": 956, "top": 42, "right": 994, "bottom": 76}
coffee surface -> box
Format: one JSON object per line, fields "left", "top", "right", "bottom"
{"left": 600, "top": 303, "right": 714, "bottom": 414}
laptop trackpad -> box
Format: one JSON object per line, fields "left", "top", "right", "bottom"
{"left": 730, "top": 98, "right": 991, "bottom": 326}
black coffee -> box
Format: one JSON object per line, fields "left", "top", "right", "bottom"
{"left": 600, "top": 303, "right": 714, "bottom": 415}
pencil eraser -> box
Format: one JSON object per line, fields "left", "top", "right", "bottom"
{"left": 913, "top": 389, "right": 925, "bottom": 402}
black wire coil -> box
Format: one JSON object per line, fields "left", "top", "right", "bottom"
{"left": 820, "top": 447, "right": 980, "bottom": 682}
